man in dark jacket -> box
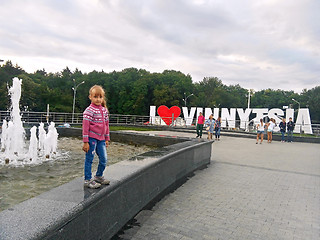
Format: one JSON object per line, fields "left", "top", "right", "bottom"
{"left": 279, "top": 118, "right": 286, "bottom": 142}
{"left": 287, "top": 117, "right": 295, "bottom": 142}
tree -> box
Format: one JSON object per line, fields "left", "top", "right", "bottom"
{"left": 300, "top": 86, "right": 320, "bottom": 122}
{"left": 0, "top": 60, "right": 319, "bottom": 122}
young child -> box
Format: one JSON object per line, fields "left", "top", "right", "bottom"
{"left": 82, "top": 85, "right": 110, "bottom": 188}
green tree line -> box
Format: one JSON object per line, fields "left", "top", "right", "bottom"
{"left": 0, "top": 61, "right": 319, "bottom": 122}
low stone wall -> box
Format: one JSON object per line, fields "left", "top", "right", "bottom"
{"left": 0, "top": 130, "right": 212, "bottom": 240}
{"left": 56, "top": 127, "right": 190, "bottom": 147}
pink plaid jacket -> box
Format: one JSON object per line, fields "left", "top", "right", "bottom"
{"left": 82, "top": 103, "right": 110, "bottom": 142}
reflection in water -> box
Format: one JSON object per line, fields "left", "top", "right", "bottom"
{"left": 0, "top": 137, "right": 153, "bottom": 211}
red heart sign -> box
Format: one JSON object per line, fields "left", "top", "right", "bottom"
{"left": 157, "top": 105, "right": 181, "bottom": 126}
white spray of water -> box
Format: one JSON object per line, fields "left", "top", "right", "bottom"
{"left": 0, "top": 77, "right": 59, "bottom": 165}
{"left": 0, "top": 119, "right": 8, "bottom": 151}
{"left": 5, "top": 121, "right": 16, "bottom": 161}
{"left": 28, "top": 126, "right": 38, "bottom": 162}
{"left": 38, "top": 122, "right": 46, "bottom": 151}
{"left": 44, "top": 122, "right": 59, "bottom": 158}
{"left": 8, "top": 77, "right": 25, "bottom": 155}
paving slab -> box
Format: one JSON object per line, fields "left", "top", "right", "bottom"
{"left": 115, "top": 132, "right": 320, "bottom": 240}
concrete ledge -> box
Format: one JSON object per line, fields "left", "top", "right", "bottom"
{"left": 24, "top": 126, "right": 320, "bottom": 144}
{"left": 0, "top": 131, "right": 212, "bottom": 240}
{"left": 57, "top": 127, "right": 189, "bottom": 147}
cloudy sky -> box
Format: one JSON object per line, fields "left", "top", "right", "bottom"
{"left": 0, "top": 0, "right": 319, "bottom": 92}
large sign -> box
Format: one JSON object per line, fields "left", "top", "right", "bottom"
{"left": 149, "top": 106, "right": 313, "bottom": 134}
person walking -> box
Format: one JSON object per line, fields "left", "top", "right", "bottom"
{"left": 279, "top": 118, "right": 286, "bottom": 142}
{"left": 205, "top": 114, "right": 215, "bottom": 140}
{"left": 287, "top": 117, "right": 295, "bottom": 142}
{"left": 256, "top": 119, "right": 265, "bottom": 144}
{"left": 214, "top": 117, "right": 221, "bottom": 141}
{"left": 196, "top": 112, "right": 205, "bottom": 138}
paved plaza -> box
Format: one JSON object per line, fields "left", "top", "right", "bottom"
{"left": 115, "top": 131, "right": 320, "bottom": 240}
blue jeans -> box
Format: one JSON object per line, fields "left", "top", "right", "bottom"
{"left": 281, "top": 131, "right": 285, "bottom": 141}
{"left": 287, "top": 130, "right": 293, "bottom": 142}
{"left": 84, "top": 138, "right": 107, "bottom": 180}
{"left": 215, "top": 128, "right": 221, "bottom": 138}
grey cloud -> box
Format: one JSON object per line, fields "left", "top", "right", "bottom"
{"left": 0, "top": 0, "right": 319, "bottom": 92}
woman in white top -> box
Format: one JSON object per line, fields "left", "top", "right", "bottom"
{"left": 256, "top": 119, "right": 265, "bottom": 144}
{"left": 267, "top": 118, "right": 276, "bottom": 143}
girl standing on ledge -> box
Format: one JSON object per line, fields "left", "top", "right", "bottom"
{"left": 82, "top": 85, "right": 110, "bottom": 189}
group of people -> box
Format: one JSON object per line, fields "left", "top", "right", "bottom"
{"left": 256, "top": 117, "right": 295, "bottom": 144}
{"left": 196, "top": 112, "right": 221, "bottom": 140}
{"left": 195, "top": 112, "right": 296, "bottom": 144}
{"left": 81, "top": 84, "right": 298, "bottom": 189}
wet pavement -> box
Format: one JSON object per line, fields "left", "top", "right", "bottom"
{"left": 115, "top": 131, "right": 320, "bottom": 240}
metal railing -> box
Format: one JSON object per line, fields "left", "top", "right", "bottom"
{"left": 0, "top": 111, "right": 319, "bottom": 137}
{"left": 0, "top": 111, "right": 83, "bottom": 125}
{"left": 0, "top": 111, "right": 151, "bottom": 126}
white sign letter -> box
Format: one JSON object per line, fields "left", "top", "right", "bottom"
{"left": 237, "top": 108, "right": 251, "bottom": 129}
{"left": 221, "top": 108, "right": 236, "bottom": 128}
{"left": 182, "top": 107, "right": 196, "bottom": 126}
{"left": 204, "top": 108, "right": 220, "bottom": 120}
{"left": 294, "top": 108, "right": 313, "bottom": 134}
{"left": 149, "top": 106, "right": 156, "bottom": 124}
{"left": 268, "top": 108, "right": 284, "bottom": 124}
{"left": 204, "top": 108, "right": 212, "bottom": 120}
{"left": 252, "top": 108, "right": 268, "bottom": 124}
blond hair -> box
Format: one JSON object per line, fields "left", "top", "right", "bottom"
{"left": 89, "top": 85, "right": 107, "bottom": 108}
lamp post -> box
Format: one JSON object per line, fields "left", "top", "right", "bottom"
{"left": 292, "top": 98, "right": 301, "bottom": 136}
{"left": 247, "top": 89, "right": 254, "bottom": 109}
{"left": 292, "top": 98, "right": 300, "bottom": 109}
{"left": 247, "top": 89, "right": 251, "bottom": 109}
{"left": 72, "top": 79, "right": 85, "bottom": 123}
{"left": 182, "top": 93, "right": 194, "bottom": 107}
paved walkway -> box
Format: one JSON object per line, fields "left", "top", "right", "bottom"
{"left": 115, "top": 132, "right": 320, "bottom": 240}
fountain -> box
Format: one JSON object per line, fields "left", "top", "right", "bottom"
{"left": 0, "top": 77, "right": 58, "bottom": 165}
{"left": 0, "top": 77, "right": 155, "bottom": 212}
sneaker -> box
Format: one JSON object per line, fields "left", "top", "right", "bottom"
{"left": 94, "top": 175, "right": 110, "bottom": 185}
{"left": 84, "top": 179, "right": 101, "bottom": 189}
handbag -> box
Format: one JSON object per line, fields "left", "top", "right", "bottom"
{"left": 206, "top": 126, "right": 210, "bottom": 131}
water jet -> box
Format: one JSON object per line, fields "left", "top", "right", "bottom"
{"left": 0, "top": 77, "right": 58, "bottom": 165}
